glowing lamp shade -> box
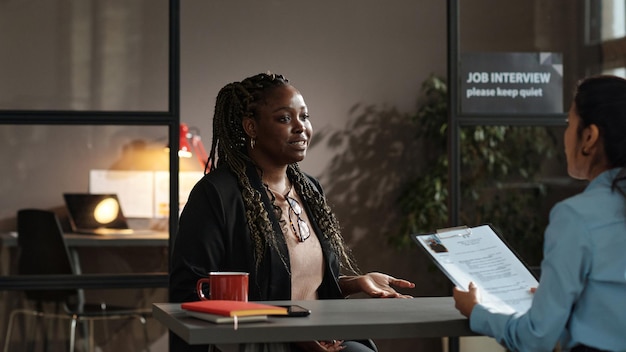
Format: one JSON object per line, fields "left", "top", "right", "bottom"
{"left": 93, "top": 197, "right": 120, "bottom": 225}
{"left": 178, "top": 123, "right": 193, "bottom": 158}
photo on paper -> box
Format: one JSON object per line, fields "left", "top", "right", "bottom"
{"left": 425, "top": 235, "right": 449, "bottom": 253}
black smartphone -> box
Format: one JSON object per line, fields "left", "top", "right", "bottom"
{"left": 275, "top": 305, "right": 311, "bottom": 317}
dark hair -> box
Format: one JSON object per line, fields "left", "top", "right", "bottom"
{"left": 574, "top": 74, "right": 626, "bottom": 197}
{"left": 206, "top": 72, "right": 359, "bottom": 274}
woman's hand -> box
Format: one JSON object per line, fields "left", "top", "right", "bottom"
{"left": 294, "top": 340, "right": 345, "bottom": 351}
{"left": 452, "top": 281, "right": 481, "bottom": 318}
{"left": 340, "top": 272, "right": 415, "bottom": 298}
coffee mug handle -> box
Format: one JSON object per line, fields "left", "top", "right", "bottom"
{"left": 196, "top": 278, "right": 211, "bottom": 300}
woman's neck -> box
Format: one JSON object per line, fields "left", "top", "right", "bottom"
{"left": 259, "top": 166, "right": 291, "bottom": 195}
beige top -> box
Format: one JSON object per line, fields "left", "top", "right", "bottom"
{"left": 267, "top": 185, "right": 324, "bottom": 300}
{"left": 285, "top": 212, "right": 323, "bottom": 300}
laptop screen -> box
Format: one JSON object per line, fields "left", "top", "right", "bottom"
{"left": 63, "top": 193, "right": 130, "bottom": 231}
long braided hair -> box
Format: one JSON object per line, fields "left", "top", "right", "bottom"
{"left": 206, "top": 72, "right": 360, "bottom": 275}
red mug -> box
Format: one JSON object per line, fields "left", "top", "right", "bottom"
{"left": 196, "top": 272, "right": 249, "bottom": 301}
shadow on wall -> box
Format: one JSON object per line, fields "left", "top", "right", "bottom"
{"left": 319, "top": 103, "right": 423, "bottom": 245}
{"left": 317, "top": 103, "right": 450, "bottom": 351}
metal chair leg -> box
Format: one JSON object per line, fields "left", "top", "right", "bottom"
{"left": 69, "top": 316, "right": 77, "bottom": 352}
{"left": 3, "top": 309, "right": 22, "bottom": 352}
{"left": 89, "top": 319, "right": 95, "bottom": 352}
{"left": 139, "top": 315, "right": 151, "bottom": 352}
{"left": 5, "top": 309, "right": 151, "bottom": 352}
{"left": 29, "top": 309, "right": 43, "bottom": 352}
{"left": 15, "top": 309, "right": 42, "bottom": 352}
{"left": 4, "top": 310, "right": 71, "bottom": 352}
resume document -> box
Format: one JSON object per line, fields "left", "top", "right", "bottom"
{"left": 413, "top": 224, "right": 538, "bottom": 314}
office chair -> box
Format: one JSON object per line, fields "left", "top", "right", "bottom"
{"left": 3, "top": 209, "right": 151, "bottom": 352}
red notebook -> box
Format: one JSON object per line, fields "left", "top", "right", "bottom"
{"left": 181, "top": 300, "right": 288, "bottom": 317}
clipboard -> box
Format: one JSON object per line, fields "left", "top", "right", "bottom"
{"left": 411, "top": 224, "right": 539, "bottom": 314}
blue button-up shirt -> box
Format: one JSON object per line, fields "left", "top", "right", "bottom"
{"left": 470, "top": 168, "right": 626, "bottom": 352}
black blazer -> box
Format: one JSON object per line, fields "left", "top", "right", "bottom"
{"left": 169, "top": 162, "right": 343, "bottom": 304}
{"left": 168, "top": 162, "right": 373, "bottom": 352}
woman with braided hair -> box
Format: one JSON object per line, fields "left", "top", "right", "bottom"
{"left": 453, "top": 75, "right": 626, "bottom": 352}
{"left": 170, "top": 72, "right": 415, "bottom": 352}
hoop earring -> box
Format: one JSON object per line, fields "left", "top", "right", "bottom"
{"left": 581, "top": 147, "right": 590, "bottom": 156}
{"left": 250, "top": 138, "right": 256, "bottom": 149}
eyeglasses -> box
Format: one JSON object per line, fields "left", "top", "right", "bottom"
{"left": 286, "top": 196, "right": 310, "bottom": 242}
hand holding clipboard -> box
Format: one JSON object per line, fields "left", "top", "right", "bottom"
{"left": 412, "top": 224, "right": 538, "bottom": 314}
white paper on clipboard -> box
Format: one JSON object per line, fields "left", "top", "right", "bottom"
{"left": 412, "top": 224, "right": 539, "bottom": 314}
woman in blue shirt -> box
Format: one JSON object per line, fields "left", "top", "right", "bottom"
{"left": 453, "top": 75, "right": 626, "bottom": 352}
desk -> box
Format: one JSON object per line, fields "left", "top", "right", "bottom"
{"left": 1, "top": 230, "right": 169, "bottom": 281}
{"left": 0, "top": 231, "right": 169, "bottom": 248}
{"left": 153, "top": 297, "right": 476, "bottom": 345}
{"left": 1, "top": 230, "right": 169, "bottom": 289}
{"left": 0, "top": 230, "right": 169, "bottom": 276}
{"left": 0, "top": 231, "right": 170, "bottom": 347}
{"left": 0, "top": 230, "right": 169, "bottom": 290}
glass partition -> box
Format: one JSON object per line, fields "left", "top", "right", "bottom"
{"left": 458, "top": 0, "right": 626, "bottom": 107}
{"left": 451, "top": 0, "right": 626, "bottom": 264}
{"left": 0, "top": 124, "right": 177, "bottom": 229}
{"left": 456, "top": 125, "right": 587, "bottom": 266}
{"left": 0, "top": 0, "right": 169, "bottom": 112}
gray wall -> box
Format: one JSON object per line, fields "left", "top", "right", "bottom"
{"left": 180, "top": 3, "right": 449, "bottom": 349}
{"left": 181, "top": 0, "right": 446, "bottom": 174}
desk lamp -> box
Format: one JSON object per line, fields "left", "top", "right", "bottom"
{"left": 178, "top": 123, "right": 193, "bottom": 158}
{"left": 179, "top": 123, "right": 210, "bottom": 171}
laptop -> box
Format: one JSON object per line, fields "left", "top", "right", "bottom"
{"left": 63, "top": 193, "right": 135, "bottom": 235}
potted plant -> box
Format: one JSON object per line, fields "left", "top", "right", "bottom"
{"left": 392, "top": 75, "right": 560, "bottom": 266}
